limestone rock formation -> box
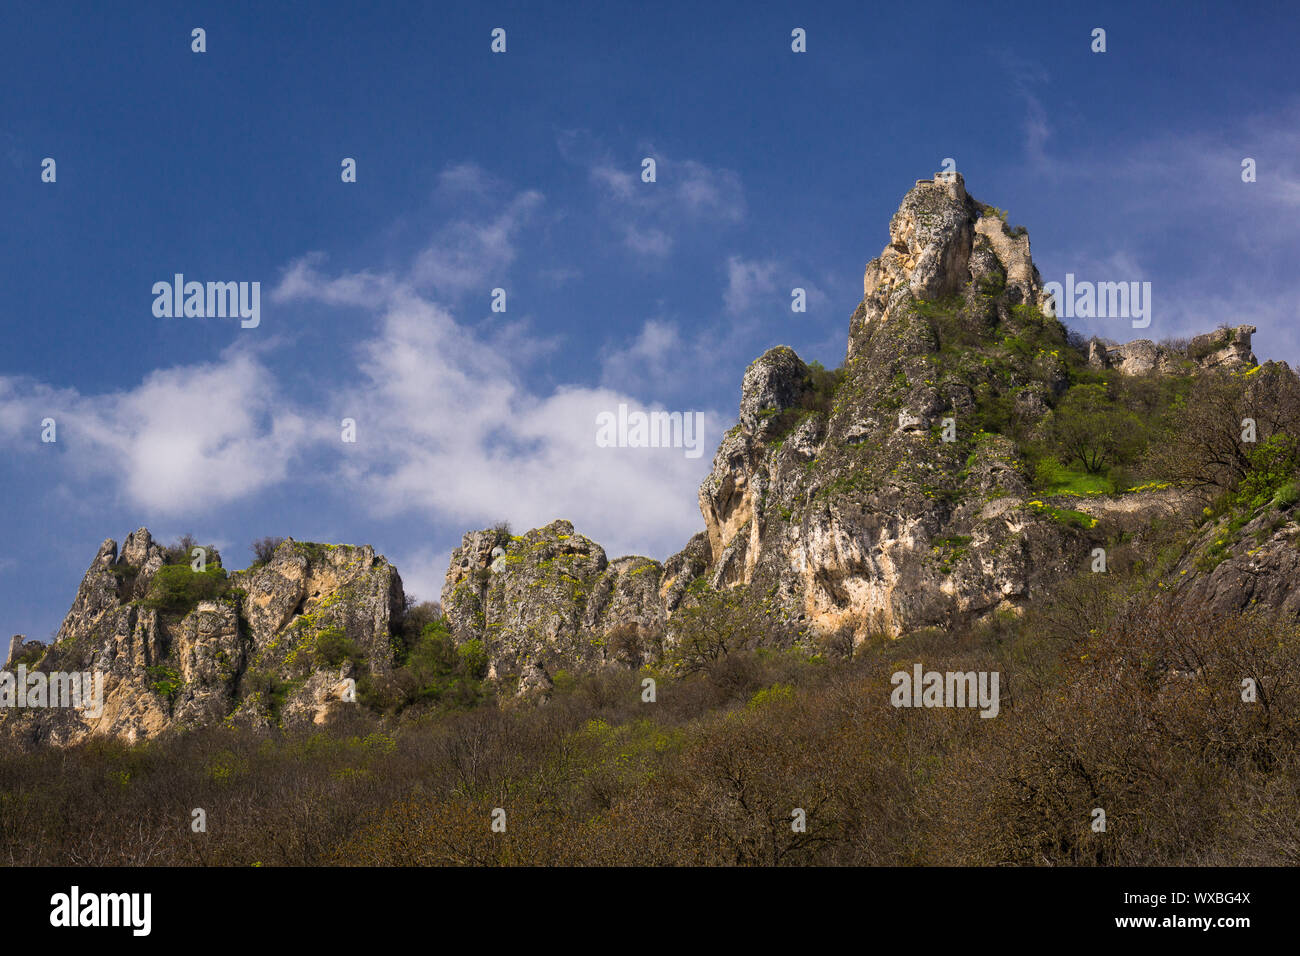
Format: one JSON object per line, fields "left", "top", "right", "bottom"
{"left": 1087, "top": 324, "right": 1257, "bottom": 375}
{"left": 1, "top": 530, "right": 403, "bottom": 745}
{"left": 441, "top": 520, "right": 672, "bottom": 684}
{"left": 4, "top": 635, "right": 40, "bottom": 670}
{"left": 9, "top": 174, "right": 1296, "bottom": 736}
{"left": 1189, "top": 324, "right": 1257, "bottom": 370}
{"left": 1174, "top": 505, "right": 1300, "bottom": 616}
{"left": 436, "top": 174, "right": 1283, "bottom": 685}
{"left": 853, "top": 174, "right": 1047, "bottom": 363}
{"left": 438, "top": 174, "right": 1190, "bottom": 675}
{"left": 691, "top": 174, "right": 1092, "bottom": 641}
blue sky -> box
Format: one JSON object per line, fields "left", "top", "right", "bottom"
{"left": 3, "top": 0, "right": 1298, "bottom": 640}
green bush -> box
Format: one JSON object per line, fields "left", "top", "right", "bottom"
{"left": 1274, "top": 480, "right": 1300, "bottom": 509}
{"left": 976, "top": 271, "right": 1006, "bottom": 296}
{"left": 1234, "top": 434, "right": 1298, "bottom": 510}
{"left": 241, "top": 670, "right": 294, "bottom": 722}
{"left": 10, "top": 642, "right": 46, "bottom": 668}
{"left": 146, "top": 664, "right": 183, "bottom": 704}
{"left": 457, "top": 639, "right": 489, "bottom": 681}
{"left": 1050, "top": 383, "right": 1145, "bottom": 474}
{"left": 314, "top": 627, "right": 366, "bottom": 668}
{"left": 381, "top": 619, "right": 486, "bottom": 712}
{"left": 141, "top": 564, "right": 230, "bottom": 616}
{"left": 1032, "top": 455, "right": 1067, "bottom": 487}
{"left": 764, "top": 360, "right": 846, "bottom": 443}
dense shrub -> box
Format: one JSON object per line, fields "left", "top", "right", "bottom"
{"left": 4, "top": 585, "right": 1300, "bottom": 866}
{"left": 364, "top": 617, "right": 489, "bottom": 714}
{"left": 140, "top": 564, "right": 230, "bottom": 616}
{"left": 1049, "top": 383, "right": 1145, "bottom": 474}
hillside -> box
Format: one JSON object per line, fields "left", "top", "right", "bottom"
{"left": 2, "top": 174, "right": 1300, "bottom": 764}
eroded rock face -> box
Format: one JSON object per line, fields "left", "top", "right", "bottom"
{"left": 1, "top": 530, "right": 404, "bottom": 745}
{"left": 853, "top": 174, "right": 1047, "bottom": 362}
{"left": 432, "top": 178, "right": 1116, "bottom": 664}
{"left": 685, "top": 175, "right": 1188, "bottom": 645}
{"left": 435, "top": 175, "right": 1275, "bottom": 676}
{"left": 1175, "top": 507, "right": 1300, "bottom": 616}
{"left": 660, "top": 532, "right": 711, "bottom": 615}
{"left": 693, "top": 180, "right": 1043, "bottom": 639}
{"left": 1091, "top": 339, "right": 1176, "bottom": 375}
{"left": 228, "top": 539, "right": 404, "bottom": 730}
{"left": 4, "top": 635, "right": 39, "bottom": 670}
{"left": 738, "top": 346, "right": 811, "bottom": 439}
{"left": 10, "top": 176, "right": 1294, "bottom": 736}
{"left": 1088, "top": 324, "right": 1257, "bottom": 376}
{"left": 442, "top": 520, "right": 675, "bottom": 683}
{"left": 1190, "top": 325, "right": 1257, "bottom": 370}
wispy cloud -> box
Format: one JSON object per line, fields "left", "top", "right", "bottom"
{"left": 1008, "top": 85, "right": 1300, "bottom": 364}
{"left": 274, "top": 277, "right": 714, "bottom": 558}
{"left": 562, "top": 130, "right": 745, "bottom": 259}
{"left": 411, "top": 186, "right": 543, "bottom": 296}
{"left": 599, "top": 318, "right": 685, "bottom": 394}
{"left": 723, "top": 255, "right": 780, "bottom": 314}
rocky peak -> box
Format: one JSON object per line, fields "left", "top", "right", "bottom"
{"left": 4, "top": 635, "right": 33, "bottom": 670}
{"left": 690, "top": 176, "right": 1241, "bottom": 649}
{"left": 887, "top": 172, "right": 977, "bottom": 300}
{"left": 120, "top": 527, "right": 160, "bottom": 567}
{"left": 738, "top": 346, "right": 812, "bottom": 439}
{"left": 1190, "top": 324, "right": 1257, "bottom": 369}
{"left": 852, "top": 173, "right": 1046, "bottom": 361}
{"left": 441, "top": 520, "right": 634, "bottom": 682}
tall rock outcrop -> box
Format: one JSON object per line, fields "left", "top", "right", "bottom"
{"left": 1, "top": 530, "right": 404, "bottom": 745}
{"left": 441, "top": 173, "right": 1228, "bottom": 679}
{"left": 693, "top": 173, "right": 1094, "bottom": 641}
{"left": 441, "top": 521, "right": 673, "bottom": 688}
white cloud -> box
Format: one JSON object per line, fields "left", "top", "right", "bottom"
{"left": 292, "top": 287, "right": 715, "bottom": 559}
{"left": 539, "top": 266, "right": 582, "bottom": 286}
{"left": 723, "top": 255, "right": 780, "bottom": 314}
{"left": 590, "top": 163, "right": 637, "bottom": 201}
{"left": 2, "top": 165, "right": 729, "bottom": 566}
{"left": 1007, "top": 91, "right": 1300, "bottom": 366}
{"left": 599, "top": 318, "right": 684, "bottom": 393}
{"left": 0, "top": 347, "right": 315, "bottom": 514}
{"left": 391, "top": 543, "right": 450, "bottom": 606}
{"left": 623, "top": 225, "right": 673, "bottom": 258}
{"left": 567, "top": 133, "right": 746, "bottom": 262}
{"left": 436, "top": 162, "right": 503, "bottom": 198}
{"left": 267, "top": 172, "right": 721, "bottom": 558}
{"left": 674, "top": 159, "right": 745, "bottom": 221}
{"left": 590, "top": 153, "right": 744, "bottom": 222}
{"left": 272, "top": 252, "right": 395, "bottom": 307}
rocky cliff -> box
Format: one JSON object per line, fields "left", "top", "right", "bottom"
{"left": 3, "top": 531, "right": 403, "bottom": 745}
{"left": 9, "top": 173, "right": 1297, "bottom": 742}
{"left": 434, "top": 174, "right": 1286, "bottom": 688}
